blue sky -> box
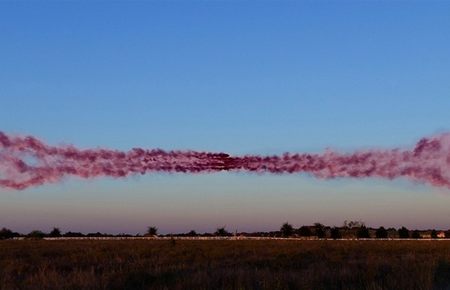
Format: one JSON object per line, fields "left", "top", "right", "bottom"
{"left": 1, "top": 1, "right": 450, "bottom": 233}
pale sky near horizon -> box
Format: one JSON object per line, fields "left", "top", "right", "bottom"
{"left": 1, "top": 1, "right": 450, "bottom": 234}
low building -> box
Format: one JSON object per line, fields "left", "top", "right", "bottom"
{"left": 437, "top": 231, "right": 446, "bottom": 238}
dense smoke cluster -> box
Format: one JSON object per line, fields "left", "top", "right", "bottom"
{"left": 1, "top": 131, "right": 449, "bottom": 190}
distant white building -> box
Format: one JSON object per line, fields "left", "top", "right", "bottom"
{"left": 437, "top": 231, "right": 446, "bottom": 238}
{"left": 421, "top": 233, "right": 431, "bottom": 239}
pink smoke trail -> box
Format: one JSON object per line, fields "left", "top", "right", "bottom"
{"left": 1, "top": 131, "right": 450, "bottom": 190}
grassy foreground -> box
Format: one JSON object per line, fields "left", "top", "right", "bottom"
{"left": 0, "top": 240, "right": 449, "bottom": 290}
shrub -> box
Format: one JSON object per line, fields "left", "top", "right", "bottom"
{"left": 63, "top": 231, "right": 85, "bottom": 237}
{"left": 27, "top": 230, "right": 46, "bottom": 239}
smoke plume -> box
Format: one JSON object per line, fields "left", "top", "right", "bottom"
{"left": 1, "top": 131, "right": 450, "bottom": 190}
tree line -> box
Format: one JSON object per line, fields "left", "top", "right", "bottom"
{"left": 0, "top": 221, "right": 448, "bottom": 240}
{"left": 279, "top": 221, "right": 449, "bottom": 239}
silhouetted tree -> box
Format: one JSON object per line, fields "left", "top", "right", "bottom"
{"left": 147, "top": 226, "right": 158, "bottom": 236}
{"left": 215, "top": 227, "right": 230, "bottom": 237}
{"left": 314, "top": 223, "right": 326, "bottom": 239}
{"left": 280, "top": 222, "right": 294, "bottom": 237}
{"left": 49, "top": 227, "right": 61, "bottom": 237}
{"left": 0, "top": 228, "right": 18, "bottom": 240}
{"left": 63, "top": 231, "right": 84, "bottom": 237}
{"left": 375, "top": 226, "right": 388, "bottom": 238}
{"left": 398, "top": 227, "right": 409, "bottom": 239}
{"left": 411, "top": 230, "right": 421, "bottom": 239}
{"left": 356, "top": 226, "right": 370, "bottom": 239}
{"left": 330, "top": 227, "right": 342, "bottom": 239}
{"left": 116, "top": 233, "right": 132, "bottom": 237}
{"left": 431, "top": 230, "right": 438, "bottom": 239}
{"left": 27, "top": 230, "right": 46, "bottom": 239}
{"left": 298, "top": 226, "right": 312, "bottom": 237}
{"left": 343, "top": 220, "right": 365, "bottom": 228}
{"left": 187, "top": 230, "right": 197, "bottom": 236}
{"left": 87, "top": 232, "right": 105, "bottom": 237}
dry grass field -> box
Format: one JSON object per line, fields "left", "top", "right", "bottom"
{"left": 0, "top": 239, "right": 449, "bottom": 290}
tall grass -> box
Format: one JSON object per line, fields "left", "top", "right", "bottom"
{"left": 0, "top": 240, "right": 449, "bottom": 289}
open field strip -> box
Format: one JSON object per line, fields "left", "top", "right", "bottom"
{"left": 14, "top": 236, "right": 450, "bottom": 241}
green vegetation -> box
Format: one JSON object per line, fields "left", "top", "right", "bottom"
{"left": 0, "top": 240, "right": 449, "bottom": 289}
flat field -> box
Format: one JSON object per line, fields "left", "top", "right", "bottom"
{"left": 0, "top": 240, "right": 449, "bottom": 290}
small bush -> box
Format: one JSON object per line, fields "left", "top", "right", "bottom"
{"left": 27, "top": 230, "right": 46, "bottom": 239}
